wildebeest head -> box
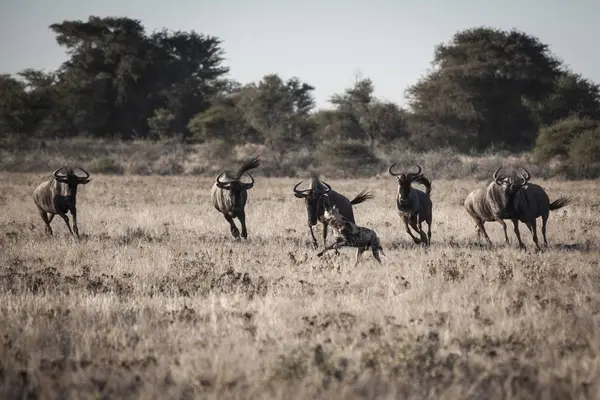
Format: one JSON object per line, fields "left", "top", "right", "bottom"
{"left": 293, "top": 178, "right": 332, "bottom": 226}
{"left": 505, "top": 166, "right": 531, "bottom": 197}
{"left": 53, "top": 166, "right": 91, "bottom": 197}
{"left": 490, "top": 166, "right": 513, "bottom": 193}
{"left": 215, "top": 169, "right": 255, "bottom": 199}
{"left": 388, "top": 163, "right": 425, "bottom": 206}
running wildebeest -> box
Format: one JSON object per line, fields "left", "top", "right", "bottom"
{"left": 293, "top": 174, "right": 373, "bottom": 248}
{"left": 33, "top": 166, "right": 91, "bottom": 238}
{"left": 317, "top": 195, "right": 385, "bottom": 265}
{"left": 211, "top": 156, "right": 260, "bottom": 239}
{"left": 463, "top": 166, "right": 516, "bottom": 246}
{"left": 505, "top": 166, "right": 572, "bottom": 250}
{"left": 388, "top": 163, "right": 433, "bottom": 246}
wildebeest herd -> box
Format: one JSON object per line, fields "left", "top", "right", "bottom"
{"left": 32, "top": 156, "right": 572, "bottom": 264}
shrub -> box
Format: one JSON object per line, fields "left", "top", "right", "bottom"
{"left": 534, "top": 116, "right": 600, "bottom": 162}
{"left": 317, "top": 140, "right": 380, "bottom": 177}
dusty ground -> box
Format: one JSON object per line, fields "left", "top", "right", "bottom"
{"left": 1, "top": 172, "right": 599, "bottom": 399}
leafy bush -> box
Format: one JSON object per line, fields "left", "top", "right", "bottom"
{"left": 317, "top": 140, "right": 380, "bottom": 177}
{"left": 535, "top": 116, "right": 600, "bottom": 177}
{"left": 534, "top": 116, "right": 600, "bottom": 162}
{"left": 88, "top": 156, "right": 125, "bottom": 175}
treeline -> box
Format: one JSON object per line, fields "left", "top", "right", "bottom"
{"left": 1, "top": 16, "right": 600, "bottom": 177}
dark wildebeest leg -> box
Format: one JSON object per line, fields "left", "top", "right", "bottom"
{"left": 224, "top": 215, "right": 240, "bottom": 239}
{"left": 416, "top": 217, "right": 428, "bottom": 246}
{"left": 322, "top": 221, "right": 328, "bottom": 248}
{"left": 36, "top": 205, "right": 53, "bottom": 235}
{"left": 309, "top": 225, "right": 318, "bottom": 248}
{"left": 71, "top": 206, "right": 80, "bottom": 238}
{"left": 425, "top": 216, "right": 432, "bottom": 245}
{"left": 370, "top": 246, "right": 382, "bottom": 264}
{"left": 403, "top": 216, "right": 421, "bottom": 244}
{"left": 541, "top": 213, "right": 549, "bottom": 247}
{"left": 511, "top": 219, "right": 526, "bottom": 249}
{"left": 526, "top": 219, "right": 541, "bottom": 250}
{"left": 58, "top": 213, "right": 74, "bottom": 236}
{"left": 355, "top": 247, "right": 366, "bottom": 265}
{"left": 409, "top": 217, "right": 425, "bottom": 245}
{"left": 317, "top": 239, "right": 346, "bottom": 257}
{"left": 238, "top": 211, "right": 248, "bottom": 239}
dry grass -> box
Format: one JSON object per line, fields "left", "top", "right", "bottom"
{"left": 1, "top": 172, "right": 599, "bottom": 399}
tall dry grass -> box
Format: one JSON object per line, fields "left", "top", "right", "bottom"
{"left": 1, "top": 172, "right": 599, "bottom": 399}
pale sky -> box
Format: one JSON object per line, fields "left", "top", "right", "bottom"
{"left": 1, "top": 0, "right": 598, "bottom": 109}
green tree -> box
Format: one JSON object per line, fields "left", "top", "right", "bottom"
{"left": 329, "top": 77, "right": 408, "bottom": 150}
{"left": 236, "top": 74, "right": 316, "bottom": 165}
{"left": 406, "top": 27, "right": 562, "bottom": 151}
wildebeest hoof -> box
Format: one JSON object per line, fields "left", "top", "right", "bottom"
{"left": 317, "top": 251, "right": 324, "bottom": 257}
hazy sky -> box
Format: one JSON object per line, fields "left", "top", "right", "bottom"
{"left": 1, "top": 0, "right": 598, "bottom": 109}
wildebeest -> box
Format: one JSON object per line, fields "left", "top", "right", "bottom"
{"left": 505, "top": 166, "right": 572, "bottom": 250}
{"left": 463, "top": 166, "right": 515, "bottom": 246}
{"left": 316, "top": 195, "right": 385, "bottom": 265}
{"left": 388, "top": 163, "right": 433, "bottom": 245}
{"left": 211, "top": 156, "right": 260, "bottom": 239}
{"left": 293, "top": 174, "right": 373, "bottom": 248}
{"left": 33, "top": 166, "right": 91, "bottom": 238}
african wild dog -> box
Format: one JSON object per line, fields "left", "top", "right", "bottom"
{"left": 316, "top": 195, "right": 385, "bottom": 265}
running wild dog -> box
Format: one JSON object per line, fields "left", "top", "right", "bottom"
{"left": 317, "top": 195, "right": 385, "bottom": 265}
{"left": 33, "top": 166, "right": 91, "bottom": 238}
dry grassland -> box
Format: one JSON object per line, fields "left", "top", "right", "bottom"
{"left": 1, "top": 172, "right": 599, "bottom": 399}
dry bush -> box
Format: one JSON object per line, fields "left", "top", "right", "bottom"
{"left": 1, "top": 173, "right": 599, "bottom": 399}
{"left": 0, "top": 136, "right": 585, "bottom": 180}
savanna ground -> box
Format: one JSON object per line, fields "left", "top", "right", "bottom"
{"left": 1, "top": 172, "right": 599, "bottom": 399}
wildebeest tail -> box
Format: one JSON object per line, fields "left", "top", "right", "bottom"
{"left": 350, "top": 189, "right": 374, "bottom": 205}
{"left": 235, "top": 156, "right": 260, "bottom": 179}
{"left": 549, "top": 196, "right": 572, "bottom": 211}
{"left": 414, "top": 175, "right": 432, "bottom": 196}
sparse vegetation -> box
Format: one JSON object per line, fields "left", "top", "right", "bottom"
{"left": 1, "top": 173, "right": 599, "bottom": 399}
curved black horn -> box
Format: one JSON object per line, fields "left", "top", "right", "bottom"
{"left": 216, "top": 171, "right": 231, "bottom": 188}
{"left": 319, "top": 181, "right": 332, "bottom": 194}
{"left": 76, "top": 167, "right": 90, "bottom": 180}
{"left": 492, "top": 166, "right": 504, "bottom": 185}
{"left": 407, "top": 164, "right": 423, "bottom": 180}
{"left": 412, "top": 164, "right": 422, "bottom": 176}
{"left": 53, "top": 166, "right": 68, "bottom": 180}
{"left": 242, "top": 172, "right": 255, "bottom": 189}
{"left": 293, "top": 181, "right": 310, "bottom": 196}
{"left": 388, "top": 163, "right": 401, "bottom": 176}
{"left": 519, "top": 166, "right": 531, "bottom": 183}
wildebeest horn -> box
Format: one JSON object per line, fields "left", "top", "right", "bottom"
{"left": 216, "top": 171, "right": 231, "bottom": 188}
{"left": 388, "top": 163, "right": 401, "bottom": 176}
{"left": 242, "top": 172, "right": 255, "bottom": 190}
{"left": 408, "top": 164, "right": 423, "bottom": 180}
{"left": 53, "top": 166, "right": 68, "bottom": 179}
{"left": 319, "top": 181, "right": 332, "bottom": 194}
{"left": 519, "top": 166, "right": 531, "bottom": 184}
{"left": 76, "top": 167, "right": 90, "bottom": 181}
{"left": 492, "top": 166, "right": 505, "bottom": 185}
{"left": 293, "top": 181, "right": 311, "bottom": 197}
